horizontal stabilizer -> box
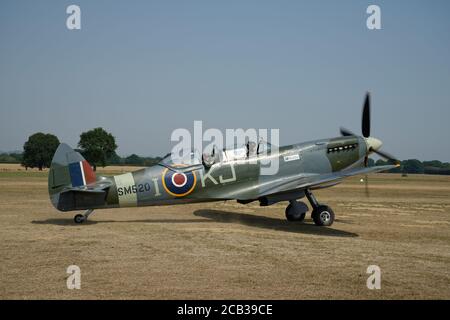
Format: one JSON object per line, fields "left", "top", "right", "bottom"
{"left": 57, "top": 189, "right": 107, "bottom": 211}
{"left": 56, "top": 180, "right": 112, "bottom": 211}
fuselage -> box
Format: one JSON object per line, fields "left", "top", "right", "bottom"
{"left": 89, "top": 135, "right": 368, "bottom": 210}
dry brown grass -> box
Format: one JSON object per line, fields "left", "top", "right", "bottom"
{"left": 0, "top": 163, "right": 144, "bottom": 174}
{"left": 0, "top": 167, "right": 449, "bottom": 299}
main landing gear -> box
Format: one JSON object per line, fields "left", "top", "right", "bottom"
{"left": 285, "top": 189, "right": 335, "bottom": 226}
{"left": 285, "top": 200, "right": 308, "bottom": 222}
{"left": 305, "top": 189, "right": 335, "bottom": 226}
{"left": 74, "top": 209, "right": 94, "bottom": 224}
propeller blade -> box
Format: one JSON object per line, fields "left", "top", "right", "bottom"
{"left": 365, "top": 174, "right": 370, "bottom": 198}
{"left": 373, "top": 149, "right": 400, "bottom": 165}
{"left": 364, "top": 157, "right": 370, "bottom": 197}
{"left": 340, "top": 127, "right": 356, "bottom": 137}
{"left": 362, "top": 92, "right": 371, "bottom": 138}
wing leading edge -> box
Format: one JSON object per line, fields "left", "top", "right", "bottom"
{"left": 259, "top": 164, "right": 398, "bottom": 197}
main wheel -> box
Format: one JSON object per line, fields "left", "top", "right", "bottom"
{"left": 285, "top": 203, "right": 307, "bottom": 222}
{"left": 74, "top": 214, "right": 85, "bottom": 224}
{"left": 311, "top": 205, "right": 335, "bottom": 226}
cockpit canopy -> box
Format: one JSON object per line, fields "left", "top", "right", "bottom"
{"left": 159, "top": 149, "right": 203, "bottom": 172}
{"left": 159, "top": 140, "right": 273, "bottom": 171}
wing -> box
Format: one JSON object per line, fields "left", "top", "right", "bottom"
{"left": 259, "top": 165, "right": 398, "bottom": 197}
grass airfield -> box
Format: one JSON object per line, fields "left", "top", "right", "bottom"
{"left": 0, "top": 164, "right": 449, "bottom": 299}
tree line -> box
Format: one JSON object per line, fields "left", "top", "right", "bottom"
{"left": 1, "top": 129, "right": 449, "bottom": 175}
{"left": 1, "top": 128, "right": 160, "bottom": 171}
{"left": 369, "top": 158, "right": 450, "bottom": 175}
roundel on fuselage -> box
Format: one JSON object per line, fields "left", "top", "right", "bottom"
{"left": 162, "top": 168, "right": 196, "bottom": 197}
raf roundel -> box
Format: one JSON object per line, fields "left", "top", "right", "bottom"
{"left": 162, "top": 169, "right": 196, "bottom": 197}
{"left": 172, "top": 173, "right": 187, "bottom": 187}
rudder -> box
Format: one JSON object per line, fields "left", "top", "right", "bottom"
{"left": 48, "top": 143, "right": 96, "bottom": 209}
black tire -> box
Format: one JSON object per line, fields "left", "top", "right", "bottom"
{"left": 74, "top": 214, "right": 85, "bottom": 224}
{"left": 285, "top": 203, "right": 306, "bottom": 222}
{"left": 311, "top": 205, "right": 335, "bottom": 226}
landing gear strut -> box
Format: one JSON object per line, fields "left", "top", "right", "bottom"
{"left": 74, "top": 209, "right": 94, "bottom": 224}
{"left": 285, "top": 200, "right": 308, "bottom": 222}
{"left": 305, "top": 189, "right": 335, "bottom": 226}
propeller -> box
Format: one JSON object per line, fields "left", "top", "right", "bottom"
{"left": 340, "top": 92, "right": 401, "bottom": 196}
{"left": 361, "top": 93, "right": 372, "bottom": 197}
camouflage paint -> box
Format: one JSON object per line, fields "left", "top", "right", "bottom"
{"left": 48, "top": 135, "right": 387, "bottom": 212}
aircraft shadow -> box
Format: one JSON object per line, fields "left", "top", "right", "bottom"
{"left": 193, "top": 209, "right": 358, "bottom": 238}
{"left": 31, "top": 218, "right": 211, "bottom": 226}
{"left": 32, "top": 211, "right": 357, "bottom": 237}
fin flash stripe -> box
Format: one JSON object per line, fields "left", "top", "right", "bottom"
{"left": 68, "top": 160, "right": 96, "bottom": 187}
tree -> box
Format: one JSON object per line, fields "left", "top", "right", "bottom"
{"left": 143, "top": 156, "right": 162, "bottom": 167}
{"left": 375, "top": 159, "right": 387, "bottom": 166}
{"left": 21, "top": 133, "right": 60, "bottom": 170}
{"left": 402, "top": 159, "right": 424, "bottom": 174}
{"left": 107, "top": 151, "right": 123, "bottom": 165}
{"left": 78, "top": 128, "right": 117, "bottom": 171}
{"left": 125, "top": 154, "right": 142, "bottom": 165}
{"left": 9, "top": 153, "right": 23, "bottom": 163}
{"left": 423, "top": 160, "right": 443, "bottom": 168}
{"left": 0, "top": 153, "right": 18, "bottom": 163}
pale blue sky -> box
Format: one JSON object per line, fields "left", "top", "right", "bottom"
{"left": 1, "top": 0, "right": 449, "bottom": 160}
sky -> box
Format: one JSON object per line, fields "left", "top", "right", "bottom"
{"left": 1, "top": 0, "right": 449, "bottom": 160}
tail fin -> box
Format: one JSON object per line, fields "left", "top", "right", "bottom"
{"left": 48, "top": 143, "right": 96, "bottom": 209}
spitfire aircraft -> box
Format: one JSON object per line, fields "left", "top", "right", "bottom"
{"left": 48, "top": 93, "right": 399, "bottom": 226}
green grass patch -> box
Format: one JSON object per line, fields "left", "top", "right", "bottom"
{"left": 0, "top": 171, "right": 119, "bottom": 179}
{"left": 0, "top": 171, "right": 48, "bottom": 178}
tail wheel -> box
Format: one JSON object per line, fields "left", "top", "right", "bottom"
{"left": 312, "top": 205, "right": 335, "bottom": 226}
{"left": 74, "top": 214, "right": 85, "bottom": 224}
